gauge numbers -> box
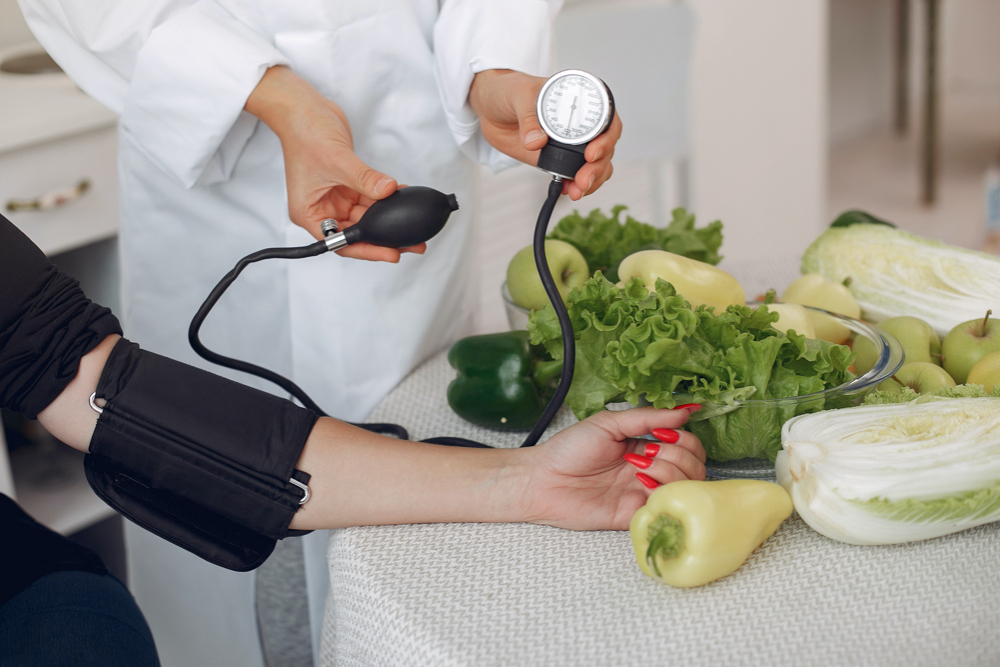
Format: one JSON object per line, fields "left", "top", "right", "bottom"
{"left": 537, "top": 70, "right": 611, "bottom": 146}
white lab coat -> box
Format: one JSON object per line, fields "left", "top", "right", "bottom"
{"left": 18, "top": 1, "right": 559, "bottom": 665}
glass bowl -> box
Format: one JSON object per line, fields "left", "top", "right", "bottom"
{"left": 689, "top": 305, "right": 904, "bottom": 479}
{"left": 501, "top": 281, "right": 532, "bottom": 331}
{"left": 500, "top": 285, "right": 905, "bottom": 479}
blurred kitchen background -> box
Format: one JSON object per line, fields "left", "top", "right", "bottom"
{"left": 469, "top": 0, "right": 1000, "bottom": 333}
{"left": 1, "top": 0, "right": 998, "bottom": 665}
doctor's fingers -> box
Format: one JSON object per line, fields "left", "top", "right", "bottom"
{"left": 565, "top": 112, "right": 622, "bottom": 200}
{"left": 565, "top": 161, "right": 614, "bottom": 201}
{"left": 335, "top": 242, "right": 427, "bottom": 263}
{"left": 335, "top": 243, "right": 402, "bottom": 263}
{"left": 585, "top": 111, "right": 623, "bottom": 164}
{"left": 513, "top": 86, "right": 547, "bottom": 151}
{"left": 327, "top": 150, "right": 398, "bottom": 204}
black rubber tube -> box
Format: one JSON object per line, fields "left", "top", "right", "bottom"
{"left": 188, "top": 241, "right": 410, "bottom": 440}
{"left": 189, "top": 178, "right": 571, "bottom": 449}
{"left": 520, "top": 178, "right": 574, "bottom": 448}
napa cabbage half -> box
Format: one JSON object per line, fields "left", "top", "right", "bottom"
{"left": 776, "top": 396, "right": 1000, "bottom": 545}
{"left": 800, "top": 220, "right": 1000, "bottom": 337}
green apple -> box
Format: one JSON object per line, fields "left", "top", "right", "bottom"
{"left": 877, "top": 361, "right": 956, "bottom": 394}
{"left": 767, "top": 303, "right": 816, "bottom": 339}
{"left": 966, "top": 350, "right": 1000, "bottom": 393}
{"left": 941, "top": 310, "right": 1000, "bottom": 384}
{"left": 506, "top": 240, "right": 589, "bottom": 311}
{"left": 854, "top": 316, "right": 941, "bottom": 375}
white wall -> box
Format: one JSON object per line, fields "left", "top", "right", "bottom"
{"left": 687, "top": 0, "right": 829, "bottom": 262}
{"left": 0, "top": 0, "right": 34, "bottom": 49}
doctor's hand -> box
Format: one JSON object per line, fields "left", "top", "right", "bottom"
{"left": 469, "top": 69, "right": 622, "bottom": 201}
{"left": 520, "top": 406, "right": 705, "bottom": 531}
{"left": 245, "top": 66, "right": 425, "bottom": 262}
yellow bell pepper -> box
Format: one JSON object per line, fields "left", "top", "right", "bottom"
{"left": 780, "top": 273, "right": 861, "bottom": 344}
{"left": 629, "top": 480, "right": 793, "bottom": 588}
{"left": 766, "top": 302, "right": 817, "bottom": 339}
{"left": 616, "top": 250, "right": 745, "bottom": 313}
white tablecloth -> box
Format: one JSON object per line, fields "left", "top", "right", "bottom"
{"left": 321, "top": 257, "right": 1000, "bottom": 666}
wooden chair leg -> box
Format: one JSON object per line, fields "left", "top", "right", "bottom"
{"left": 921, "top": 0, "right": 939, "bottom": 205}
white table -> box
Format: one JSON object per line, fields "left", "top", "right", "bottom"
{"left": 322, "top": 259, "right": 1000, "bottom": 666}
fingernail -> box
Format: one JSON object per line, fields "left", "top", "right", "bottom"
{"left": 374, "top": 177, "right": 394, "bottom": 195}
{"left": 623, "top": 453, "right": 653, "bottom": 469}
{"left": 636, "top": 472, "right": 659, "bottom": 489}
{"left": 644, "top": 442, "right": 661, "bottom": 458}
{"left": 593, "top": 149, "right": 604, "bottom": 161}
{"left": 675, "top": 403, "right": 702, "bottom": 413}
{"left": 587, "top": 174, "right": 596, "bottom": 192}
{"left": 651, "top": 428, "right": 680, "bottom": 444}
{"left": 525, "top": 130, "right": 545, "bottom": 144}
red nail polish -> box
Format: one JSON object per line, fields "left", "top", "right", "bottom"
{"left": 644, "top": 442, "right": 661, "bottom": 458}
{"left": 635, "top": 472, "right": 659, "bottom": 489}
{"left": 676, "top": 403, "right": 702, "bottom": 413}
{"left": 651, "top": 428, "right": 680, "bottom": 444}
{"left": 624, "top": 453, "right": 653, "bottom": 469}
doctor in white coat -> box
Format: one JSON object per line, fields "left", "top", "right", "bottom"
{"left": 18, "top": 1, "right": 621, "bottom": 664}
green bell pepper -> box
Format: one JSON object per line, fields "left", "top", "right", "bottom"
{"left": 446, "top": 331, "right": 563, "bottom": 431}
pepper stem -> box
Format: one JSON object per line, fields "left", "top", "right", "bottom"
{"left": 532, "top": 359, "right": 564, "bottom": 390}
{"left": 646, "top": 513, "right": 685, "bottom": 578}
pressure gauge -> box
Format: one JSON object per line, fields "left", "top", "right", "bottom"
{"left": 535, "top": 69, "right": 615, "bottom": 180}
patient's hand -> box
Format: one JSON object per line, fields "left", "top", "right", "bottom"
{"left": 520, "top": 406, "right": 706, "bottom": 531}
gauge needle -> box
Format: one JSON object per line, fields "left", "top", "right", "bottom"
{"left": 567, "top": 96, "right": 578, "bottom": 137}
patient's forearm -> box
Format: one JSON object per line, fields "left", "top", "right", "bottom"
{"left": 36, "top": 334, "right": 532, "bottom": 531}
{"left": 289, "top": 418, "right": 530, "bottom": 530}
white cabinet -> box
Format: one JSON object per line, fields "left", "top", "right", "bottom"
{"left": 2, "top": 125, "right": 118, "bottom": 255}
{"left": 1, "top": 41, "right": 119, "bottom": 535}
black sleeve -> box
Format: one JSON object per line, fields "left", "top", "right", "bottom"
{"left": 0, "top": 214, "right": 122, "bottom": 419}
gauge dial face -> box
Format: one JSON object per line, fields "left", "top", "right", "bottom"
{"left": 537, "top": 70, "right": 612, "bottom": 146}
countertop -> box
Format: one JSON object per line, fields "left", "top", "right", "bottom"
{"left": 0, "top": 41, "right": 116, "bottom": 154}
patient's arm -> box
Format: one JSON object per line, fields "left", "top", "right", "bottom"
{"left": 38, "top": 335, "right": 704, "bottom": 533}
{"left": 290, "top": 404, "right": 704, "bottom": 532}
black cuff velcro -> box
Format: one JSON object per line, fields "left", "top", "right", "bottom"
{"left": 85, "top": 339, "right": 318, "bottom": 571}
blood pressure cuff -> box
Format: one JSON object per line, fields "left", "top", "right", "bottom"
{"left": 84, "top": 339, "right": 318, "bottom": 572}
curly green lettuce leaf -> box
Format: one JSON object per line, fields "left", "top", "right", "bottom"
{"left": 658, "top": 208, "right": 724, "bottom": 266}
{"left": 528, "top": 274, "right": 856, "bottom": 462}
{"left": 547, "top": 206, "right": 723, "bottom": 282}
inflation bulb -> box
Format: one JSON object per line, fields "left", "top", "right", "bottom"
{"left": 325, "top": 186, "right": 459, "bottom": 251}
